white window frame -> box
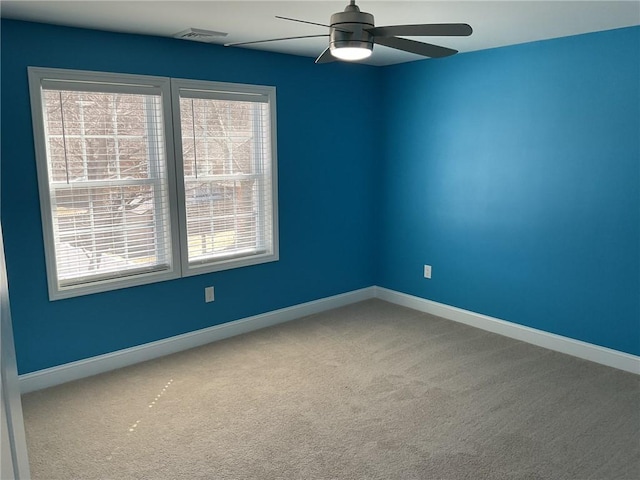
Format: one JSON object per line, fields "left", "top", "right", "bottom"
{"left": 171, "top": 78, "right": 279, "bottom": 276}
{"left": 27, "top": 67, "right": 279, "bottom": 300}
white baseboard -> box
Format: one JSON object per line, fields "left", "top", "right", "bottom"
{"left": 374, "top": 286, "right": 640, "bottom": 375}
{"left": 19, "top": 287, "right": 376, "bottom": 393}
{"left": 20, "top": 285, "right": 639, "bottom": 393}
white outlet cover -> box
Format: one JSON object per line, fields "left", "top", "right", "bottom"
{"left": 205, "top": 286, "right": 215, "bottom": 302}
{"left": 424, "top": 265, "right": 432, "bottom": 279}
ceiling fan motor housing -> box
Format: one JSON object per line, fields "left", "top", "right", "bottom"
{"left": 329, "top": 4, "right": 374, "bottom": 53}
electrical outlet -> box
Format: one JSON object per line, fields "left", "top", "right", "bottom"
{"left": 205, "top": 286, "right": 215, "bottom": 303}
{"left": 423, "top": 265, "right": 432, "bottom": 279}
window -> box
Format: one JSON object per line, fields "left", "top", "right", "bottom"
{"left": 28, "top": 68, "right": 278, "bottom": 300}
{"left": 172, "top": 79, "right": 277, "bottom": 275}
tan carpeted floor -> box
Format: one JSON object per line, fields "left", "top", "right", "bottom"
{"left": 22, "top": 299, "right": 640, "bottom": 479}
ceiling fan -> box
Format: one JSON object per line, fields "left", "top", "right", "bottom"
{"left": 225, "top": 0, "right": 472, "bottom": 63}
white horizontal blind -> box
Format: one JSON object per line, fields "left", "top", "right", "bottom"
{"left": 39, "top": 87, "right": 173, "bottom": 287}
{"left": 177, "top": 89, "right": 275, "bottom": 267}
{"left": 29, "top": 69, "right": 277, "bottom": 299}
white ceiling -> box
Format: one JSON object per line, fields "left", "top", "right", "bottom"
{"left": 2, "top": 1, "right": 639, "bottom": 66}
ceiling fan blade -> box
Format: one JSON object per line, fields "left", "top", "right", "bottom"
{"left": 225, "top": 34, "right": 329, "bottom": 47}
{"left": 315, "top": 46, "right": 336, "bottom": 64}
{"left": 374, "top": 36, "right": 457, "bottom": 58}
{"left": 367, "top": 23, "right": 472, "bottom": 38}
{"left": 275, "top": 16, "right": 353, "bottom": 33}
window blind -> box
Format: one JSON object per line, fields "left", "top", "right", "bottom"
{"left": 29, "top": 68, "right": 278, "bottom": 299}
{"left": 40, "top": 87, "right": 174, "bottom": 287}
{"left": 176, "top": 89, "right": 275, "bottom": 269}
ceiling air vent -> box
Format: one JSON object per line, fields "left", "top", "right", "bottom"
{"left": 174, "top": 28, "right": 228, "bottom": 43}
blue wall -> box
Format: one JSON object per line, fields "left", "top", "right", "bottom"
{"left": 2, "top": 20, "right": 639, "bottom": 375}
{"left": 378, "top": 27, "right": 640, "bottom": 355}
{"left": 1, "top": 20, "right": 380, "bottom": 374}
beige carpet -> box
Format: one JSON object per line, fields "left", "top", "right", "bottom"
{"left": 22, "top": 299, "right": 640, "bottom": 479}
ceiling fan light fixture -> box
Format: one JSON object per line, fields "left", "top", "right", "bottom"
{"left": 330, "top": 45, "right": 372, "bottom": 61}
{"left": 328, "top": 1, "right": 374, "bottom": 61}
